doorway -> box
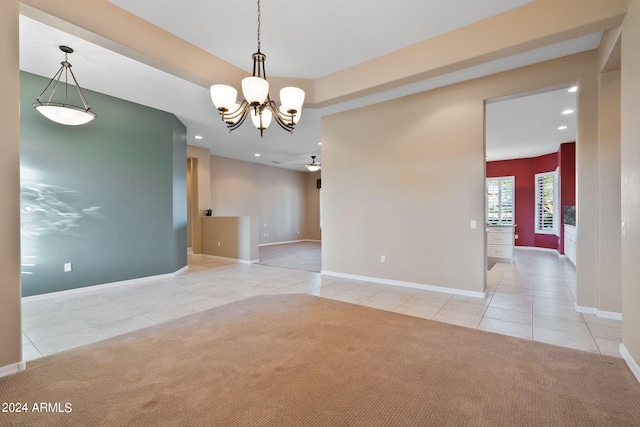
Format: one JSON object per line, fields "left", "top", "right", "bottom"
{"left": 186, "top": 157, "right": 200, "bottom": 253}
{"left": 484, "top": 86, "right": 577, "bottom": 271}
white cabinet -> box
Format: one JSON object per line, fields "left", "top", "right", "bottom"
{"left": 564, "top": 224, "right": 577, "bottom": 265}
{"left": 487, "top": 225, "right": 514, "bottom": 262}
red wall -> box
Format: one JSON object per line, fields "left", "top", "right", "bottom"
{"left": 486, "top": 158, "right": 535, "bottom": 246}
{"left": 533, "top": 152, "right": 560, "bottom": 249}
{"left": 558, "top": 142, "right": 576, "bottom": 253}
{"left": 486, "top": 142, "right": 575, "bottom": 252}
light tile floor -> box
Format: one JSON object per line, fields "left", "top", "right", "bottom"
{"left": 21, "top": 246, "right": 622, "bottom": 362}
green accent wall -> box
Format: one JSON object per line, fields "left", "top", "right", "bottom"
{"left": 20, "top": 71, "right": 187, "bottom": 297}
{"left": 172, "top": 116, "right": 188, "bottom": 271}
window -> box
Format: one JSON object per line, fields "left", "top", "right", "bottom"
{"left": 486, "top": 176, "right": 514, "bottom": 225}
{"left": 535, "top": 169, "right": 559, "bottom": 234}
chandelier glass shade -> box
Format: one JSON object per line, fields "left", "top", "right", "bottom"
{"left": 210, "top": 0, "right": 304, "bottom": 136}
{"left": 305, "top": 156, "right": 321, "bottom": 172}
{"left": 33, "top": 46, "right": 96, "bottom": 126}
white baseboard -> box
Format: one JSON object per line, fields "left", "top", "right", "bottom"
{"left": 321, "top": 270, "right": 487, "bottom": 299}
{"left": 22, "top": 266, "right": 189, "bottom": 302}
{"left": 574, "top": 302, "right": 622, "bottom": 320}
{"left": 259, "top": 240, "right": 304, "bottom": 247}
{"left": 195, "top": 254, "right": 259, "bottom": 264}
{"left": 620, "top": 344, "right": 640, "bottom": 384}
{"left": 597, "top": 310, "right": 623, "bottom": 321}
{"left": 174, "top": 265, "right": 189, "bottom": 275}
{"left": 258, "top": 239, "right": 321, "bottom": 247}
{"left": 514, "top": 246, "right": 561, "bottom": 255}
{"left": 0, "top": 361, "right": 26, "bottom": 379}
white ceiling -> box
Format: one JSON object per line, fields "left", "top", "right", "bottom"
{"left": 106, "top": 0, "right": 534, "bottom": 79}
{"left": 19, "top": 1, "right": 596, "bottom": 170}
{"left": 486, "top": 88, "right": 577, "bottom": 162}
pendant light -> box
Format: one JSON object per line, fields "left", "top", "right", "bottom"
{"left": 210, "top": 0, "right": 304, "bottom": 136}
{"left": 305, "top": 156, "right": 321, "bottom": 172}
{"left": 33, "top": 46, "right": 96, "bottom": 126}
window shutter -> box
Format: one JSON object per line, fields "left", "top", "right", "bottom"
{"left": 535, "top": 171, "right": 557, "bottom": 234}
{"left": 486, "top": 176, "right": 514, "bottom": 225}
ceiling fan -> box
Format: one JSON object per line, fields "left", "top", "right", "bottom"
{"left": 271, "top": 155, "right": 321, "bottom": 171}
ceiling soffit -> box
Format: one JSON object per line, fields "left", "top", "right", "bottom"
{"left": 599, "top": 27, "right": 622, "bottom": 73}
{"left": 19, "top": 0, "right": 626, "bottom": 109}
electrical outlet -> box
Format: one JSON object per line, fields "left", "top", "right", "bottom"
{"left": 380, "top": 255, "right": 386, "bottom": 263}
{"left": 217, "top": 241, "right": 221, "bottom": 247}
{"left": 64, "top": 263, "right": 72, "bottom": 272}
{"left": 470, "top": 220, "right": 477, "bottom": 230}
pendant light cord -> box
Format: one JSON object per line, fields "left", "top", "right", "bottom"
{"left": 256, "top": 0, "right": 261, "bottom": 52}
{"left": 64, "top": 53, "right": 69, "bottom": 103}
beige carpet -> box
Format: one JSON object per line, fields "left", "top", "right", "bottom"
{"left": 1, "top": 294, "right": 639, "bottom": 426}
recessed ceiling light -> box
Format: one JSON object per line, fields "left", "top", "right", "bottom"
{"left": 254, "top": 153, "right": 261, "bottom": 157}
{"left": 568, "top": 86, "right": 578, "bottom": 93}
{"left": 318, "top": 142, "right": 322, "bottom": 146}
{"left": 562, "top": 109, "right": 574, "bottom": 115}
{"left": 558, "top": 126, "right": 568, "bottom": 130}
{"left": 194, "top": 135, "right": 203, "bottom": 139}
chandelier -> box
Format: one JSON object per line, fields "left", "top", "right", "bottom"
{"left": 33, "top": 46, "right": 96, "bottom": 126}
{"left": 210, "top": 0, "right": 304, "bottom": 136}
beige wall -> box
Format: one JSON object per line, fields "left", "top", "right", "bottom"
{"left": 210, "top": 155, "right": 315, "bottom": 245}
{"left": 0, "top": 0, "right": 22, "bottom": 373}
{"left": 621, "top": 0, "right": 640, "bottom": 371}
{"left": 187, "top": 158, "right": 193, "bottom": 248}
{"left": 187, "top": 145, "right": 211, "bottom": 253}
{"left": 598, "top": 70, "right": 622, "bottom": 313}
{"left": 322, "top": 83, "right": 486, "bottom": 292}
{"left": 305, "top": 171, "right": 322, "bottom": 241}
{"left": 574, "top": 55, "right": 602, "bottom": 311}
{"left": 322, "top": 52, "right": 600, "bottom": 296}
{"left": 201, "top": 216, "right": 259, "bottom": 261}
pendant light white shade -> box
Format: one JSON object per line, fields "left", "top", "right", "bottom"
{"left": 34, "top": 105, "right": 96, "bottom": 126}
{"left": 305, "top": 155, "right": 321, "bottom": 171}
{"left": 33, "top": 45, "right": 96, "bottom": 126}
{"left": 251, "top": 108, "right": 272, "bottom": 130}
{"left": 280, "top": 87, "right": 305, "bottom": 113}
{"left": 210, "top": 84, "right": 237, "bottom": 112}
{"left": 242, "top": 76, "right": 269, "bottom": 105}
